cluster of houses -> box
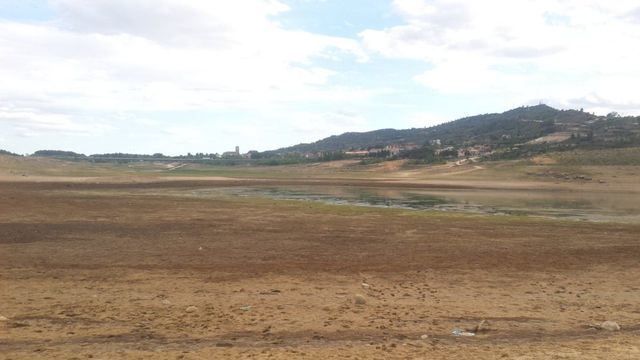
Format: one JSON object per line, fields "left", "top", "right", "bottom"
{"left": 221, "top": 146, "right": 259, "bottom": 159}
{"left": 435, "top": 144, "right": 492, "bottom": 158}
{"left": 221, "top": 142, "right": 494, "bottom": 161}
{"left": 344, "top": 143, "right": 421, "bottom": 157}
{"left": 339, "top": 142, "right": 493, "bottom": 160}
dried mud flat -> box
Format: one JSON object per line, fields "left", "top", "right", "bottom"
{"left": 1, "top": 181, "right": 640, "bottom": 359}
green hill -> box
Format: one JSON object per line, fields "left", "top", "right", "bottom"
{"left": 268, "top": 105, "right": 639, "bottom": 155}
{"left": 33, "top": 150, "right": 87, "bottom": 158}
{"left": 0, "top": 149, "right": 21, "bottom": 157}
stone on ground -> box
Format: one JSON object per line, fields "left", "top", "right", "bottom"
{"left": 600, "top": 321, "right": 620, "bottom": 331}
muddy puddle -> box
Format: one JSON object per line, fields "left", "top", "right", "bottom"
{"left": 188, "top": 186, "right": 640, "bottom": 223}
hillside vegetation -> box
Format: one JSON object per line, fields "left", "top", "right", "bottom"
{"left": 19, "top": 105, "right": 640, "bottom": 166}
{"left": 270, "top": 105, "right": 640, "bottom": 155}
{"left": 0, "top": 149, "right": 20, "bottom": 157}
{"left": 550, "top": 147, "right": 640, "bottom": 166}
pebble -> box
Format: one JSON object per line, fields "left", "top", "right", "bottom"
{"left": 161, "top": 299, "right": 172, "bottom": 305}
{"left": 185, "top": 306, "right": 198, "bottom": 313}
{"left": 601, "top": 321, "right": 620, "bottom": 331}
{"left": 354, "top": 294, "right": 367, "bottom": 305}
{"left": 452, "top": 328, "right": 475, "bottom": 337}
{"left": 420, "top": 334, "right": 429, "bottom": 340}
{"left": 0, "top": 315, "right": 8, "bottom": 322}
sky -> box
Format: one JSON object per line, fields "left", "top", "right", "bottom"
{"left": 1, "top": 0, "right": 640, "bottom": 155}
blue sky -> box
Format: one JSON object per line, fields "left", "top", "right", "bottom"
{"left": 279, "top": 0, "right": 402, "bottom": 37}
{"left": 0, "top": 0, "right": 52, "bottom": 21}
{"left": 1, "top": 0, "right": 640, "bottom": 155}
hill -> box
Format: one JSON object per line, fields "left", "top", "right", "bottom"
{"left": 268, "top": 105, "right": 640, "bottom": 156}
{"left": 33, "top": 150, "right": 86, "bottom": 158}
{"left": 0, "top": 149, "right": 21, "bottom": 157}
{"left": 18, "top": 105, "right": 640, "bottom": 165}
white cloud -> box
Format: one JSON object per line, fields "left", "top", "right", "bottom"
{"left": 50, "top": 0, "right": 290, "bottom": 46}
{"left": 161, "top": 126, "right": 207, "bottom": 145}
{"left": 140, "top": 110, "right": 372, "bottom": 154}
{"left": 0, "top": 0, "right": 369, "bottom": 143}
{"left": 3, "top": 0, "right": 640, "bottom": 154}
{"left": 0, "top": 107, "right": 113, "bottom": 137}
{"left": 360, "top": 0, "right": 640, "bottom": 114}
{"left": 289, "top": 110, "right": 369, "bottom": 138}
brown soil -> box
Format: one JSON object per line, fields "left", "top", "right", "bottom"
{"left": 1, "top": 181, "right": 639, "bottom": 359}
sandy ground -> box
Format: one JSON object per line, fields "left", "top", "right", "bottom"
{"left": 1, "top": 180, "right": 639, "bottom": 359}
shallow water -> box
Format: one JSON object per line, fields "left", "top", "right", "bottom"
{"left": 193, "top": 186, "right": 640, "bottom": 223}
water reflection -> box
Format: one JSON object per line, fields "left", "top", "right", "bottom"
{"left": 191, "top": 186, "right": 640, "bottom": 223}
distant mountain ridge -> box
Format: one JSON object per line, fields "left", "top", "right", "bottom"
{"left": 0, "top": 149, "right": 20, "bottom": 157}
{"left": 15, "top": 105, "right": 640, "bottom": 163}
{"left": 268, "top": 105, "right": 639, "bottom": 154}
